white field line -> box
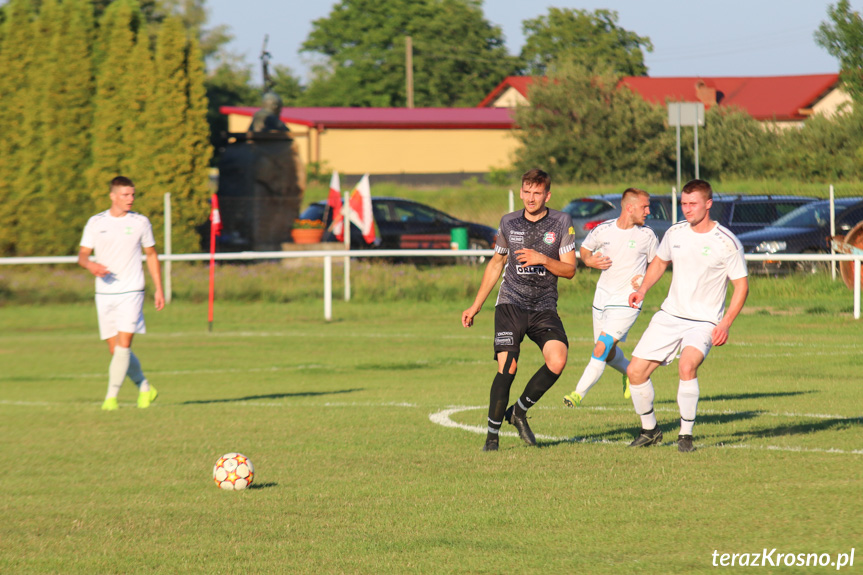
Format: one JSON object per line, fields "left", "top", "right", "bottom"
{"left": 429, "top": 405, "right": 863, "bottom": 455}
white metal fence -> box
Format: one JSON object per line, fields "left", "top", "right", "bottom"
{"left": 1, "top": 249, "right": 860, "bottom": 321}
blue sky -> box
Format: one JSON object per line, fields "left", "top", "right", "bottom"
{"left": 209, "top": 0, "right": 843, "bottom": 84}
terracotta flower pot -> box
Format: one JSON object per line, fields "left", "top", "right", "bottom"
{"left": 291, "top": 228, "right": 324, "bottom": 244}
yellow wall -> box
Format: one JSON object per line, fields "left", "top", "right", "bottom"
{"left": 228, "top": 113, "right": 519, "bottom": 174}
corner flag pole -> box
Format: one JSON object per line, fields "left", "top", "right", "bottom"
{"left": 208, "top": 194, "right": 222, "bottom": 332}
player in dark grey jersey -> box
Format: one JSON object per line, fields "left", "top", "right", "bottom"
{"left": 462, "top": 168, "right": 577, "bottom": 451}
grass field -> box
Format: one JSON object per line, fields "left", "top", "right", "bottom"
{"left": 2, "top": 266, "right": 862, "bottom": 573}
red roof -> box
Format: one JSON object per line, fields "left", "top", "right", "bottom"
{"left": 220, "top": 106, "right": 515, "bottom": 130}
{"left": 479, "top": 74, "right": 841, "bottom": 122}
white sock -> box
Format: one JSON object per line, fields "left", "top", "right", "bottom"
{"left": 607, "top": 349, "right": 630, "bottom": 375}
{"left": 106, "top": 346, "right": 131, "bottom": 400}
{"left": 574, "top": 357, "right": 606, "bottom": 398}
{"left": 677, "top": 378, "right": 699, "bottom": 435}
{"left": 630, "top": 379, "right": 657, "bottom": 429}
{"left": 127, "top": 352, "right": 149, "bottom": 393}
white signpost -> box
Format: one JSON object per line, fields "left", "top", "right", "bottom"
{"left": 668, "top": 102, "right": 706, "bottom": 219}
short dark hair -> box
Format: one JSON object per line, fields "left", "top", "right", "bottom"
{"left": 621, "top": 187, "right": 649, "bottom": 204}
{"left": 681, "top": 179, "right": 712, "bottom": 200}
{"left": 521, "top": 168, "right": 551, "bottom": 192}
{"left": 110, "top": 176, "right": 135, "bottom": 191}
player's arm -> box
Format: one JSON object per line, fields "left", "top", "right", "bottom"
{"left": 462, "top": 251, "right": 506, "bottom": 327}
{"left": 580, "top": 246, "right": 611, "bottom": 270}
{"left": 514, "top": 248, "right": 576, "bottom": 279}
{"left": 712, "top": 276, "right": 749, "bottom": 346}
{"left": 144, "top": 246, "right": 165, "bottom": 311}
{"left": 628, "top": 256, "right": 669, "bottom": 308}
{"left": 77, "top": 246, "right": 109, "bottom": 277}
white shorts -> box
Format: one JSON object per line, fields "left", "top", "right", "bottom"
{"left": 632, "top": 310, "right": 713, "bottom": 366}
{"left": 592, "top": 306, "right": 640, "bottom": 343}
{"left": 95, "top": 292, "right": 146, "bottom": 340}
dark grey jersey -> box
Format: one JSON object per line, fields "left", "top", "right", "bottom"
{"left": 494, "top": 209, "right": 576, "bottom": 311}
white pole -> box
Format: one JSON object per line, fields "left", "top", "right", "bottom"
{"left": 694, "top": 122, "right": 700, "bottom": 180}
{"left": 163, "top": 193, "right": 172, "bottom": 304}
{"left": 671, "top": 187, "right": 677, "bottom": 223}
{"left": 509, "top": 189, "right": 514, "bottom": 213}
{"left": 324, "top": 255, "right": 332, "bottom": 321}
{"left": 854, "top": 259, "right": 861, "bottom": 320}
{"left": 676, "top": 107, "right": 681, "bottom": 195}
{"left": 830, "top": 185, "right": 837, "bottom": 281}
{"left": 343, "top": 190, "right": 351, "bottom": 302}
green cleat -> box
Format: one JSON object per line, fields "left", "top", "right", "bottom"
{"left": 562, "top": 392, "right": 582, "bottom": 408}
{"left": 623, "top": 375, "right": 631, "bottom": 399}
{"left": 138, "top": 385, "right": 158, "bottom": 409}
{"left": 101, "top": 397, "right": 119, "bottom": 411}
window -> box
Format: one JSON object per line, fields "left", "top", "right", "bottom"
{"left": 731, "top": 203, "right": 772, "bottom": 224}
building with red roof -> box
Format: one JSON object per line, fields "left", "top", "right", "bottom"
{"left": 221, "top": 105, "right": 518, "bottom": 184}
{"left": 479, "top": 75, "right": 850, "bottom": 127}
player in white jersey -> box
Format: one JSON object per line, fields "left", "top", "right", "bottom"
{"left": 626, "top": 179, "right": 749, "bottom": 452}
{"left": 563, "top": 188, "right": 657, "bottom": 408}
{"left": 78, "top": 176, "right": 165, "bottom": 411}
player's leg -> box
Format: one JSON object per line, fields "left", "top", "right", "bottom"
{"left": 484, "top": 351, "right": 518, "bottom": 451}
{"left": 484, "top": 305, "right": 525, "bottom": 451}
{"left": 626, "top": 312, "right": 681, "bottom": 447}
{"left": 103, "top": 331, "right": 134, "bottom": 410}
{"left": 508, "top": 312, "right": 568, "bottom": 445}
{"left": 676, "top": 329, "right": 710, "bottom": 453}
{"left": 565, "top": 332, "right": 618, "bottom": 407}
{"left": 564, "top": 307, "right": 604, "bottom": 407}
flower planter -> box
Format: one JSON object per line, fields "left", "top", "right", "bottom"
{"left": 291, "top": 228, "right": 325, "bottom": 244}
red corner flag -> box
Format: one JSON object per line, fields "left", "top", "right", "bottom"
{"left": 327, "top": 171, "right": 344, "bottom": 240}
{"left": 208, "top": 194, "right": 221, "bottom": 331}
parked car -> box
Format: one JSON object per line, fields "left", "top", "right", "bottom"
{"left": 561, "top": 193, "right": 674, "bottom": 249}
{"left": 708, "top": 194, "right": 818, "bottom": 236}
{"left": 299, "top": 197, "right": 497, "bottom": 253}
{"left": 737, "top": 198, "right": 863, "bottom": 274}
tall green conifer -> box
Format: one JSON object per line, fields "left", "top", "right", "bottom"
{"left": 89, "top": 0, "right": 140, "bottom": 198}
{"left": 0, "top": 0, "right": 35, "bottom": 254}
{"left": 14, "top": 0, "right": 61, "bottom": 255}
{"left": 41, "top": 0, "right": 95, "bottom": 254}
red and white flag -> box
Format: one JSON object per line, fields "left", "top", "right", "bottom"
{"left": 210, "top": 194, "right": 223, "bottom": 236}
{"left": 327, "top": 171, "right": 345, "bottom": 240}
{"left": 348, "top": 174, "right": 375, "bottom": 244}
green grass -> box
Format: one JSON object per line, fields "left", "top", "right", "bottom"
{"left": 1, "top": 270, "right": 862, "bottom": 573}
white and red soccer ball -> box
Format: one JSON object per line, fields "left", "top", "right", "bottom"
{"left": 213, "top": 453, "right": 255, "bottom": 490}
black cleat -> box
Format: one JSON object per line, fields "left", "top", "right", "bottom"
{"left": 505, "top": 405, "right": 537, "bottom": 446}
{"left": 629, "top": 426, "right": 663, "bottom": 447}
{"left": 677, "top": 435, "right": 696, "bottom": 453}
{"left": 482, "top": 437, "right": 499, "bottom": 451}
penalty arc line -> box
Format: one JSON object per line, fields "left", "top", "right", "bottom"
{"left": 429, "top": 405, "right": 863, "bottom": 455}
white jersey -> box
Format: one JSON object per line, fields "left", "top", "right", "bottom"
{"left": 656, "top": 221, "right": 748, "bottom": 324}
{"left": 80, "top": 210, "right": 156, "bottom": 295}
{"left": 582, "top": 220, "right": 657, "bottom": 309}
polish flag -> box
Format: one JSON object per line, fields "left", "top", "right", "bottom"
{"left": 327, "top": 171, "right": 345, "bottom": 240}
{"left": 348, "top": 174, "right": 375, "bottom": 244}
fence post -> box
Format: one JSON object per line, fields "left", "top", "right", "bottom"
{"left": 830, "top": 185, "right": 836, "bottom": 281}
{"left": 324, "top": 255, "right": 332, "bottom": 321}
{"left": 164, "top": 193, "right": 172, "bottom": 304}
{"left": 343, "top": 190, "right": 351, "bottom": 302}
{"left": 855, "top": 259, "right": 861, "bottom": 320}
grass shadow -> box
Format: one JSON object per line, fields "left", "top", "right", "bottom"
{"left": 655, "top": 390, "right": 817, "bottom": 405}
{"left": 729, "top": 416, "right": 863, "bottom": 441}
{"left": 182, "top": 388, "right": 363, "bottom": 405}
{"left": 248, "top": 482, "right": 278, "bottom": 490}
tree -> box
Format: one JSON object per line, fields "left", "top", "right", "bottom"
{"left": 0, "top": 0, "right": 35, "bottom": 254}
{"left": 90, "top": 0, "right": 142, "bottom": 196}
{"left": 271, "top": 64, "right": 303, "bottom": 106}
{"left": 520, "top": 8, "right": 652, "bottom": 77}
{"left": 513, "top": 63, "right": 671, "bottom": 183}
{"left": 40, "top": 0, "right": 95, "bottom": 254}
{"left": 300, "top": 0, "right": 519, "bottom": 107}
{"left": 816, "top": 0, "right": 863, "bottom": 101}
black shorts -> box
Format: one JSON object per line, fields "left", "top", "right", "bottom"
{"left": 493, "top": 304, "right": 568, "bottom": 358}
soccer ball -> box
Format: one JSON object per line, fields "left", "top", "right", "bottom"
{"left": 213, "top": 453, "right": 255, "bottom": 490}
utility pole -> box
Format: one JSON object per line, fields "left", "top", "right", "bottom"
{"left": 405, "top": 36, "right": 414, "bottom": 108}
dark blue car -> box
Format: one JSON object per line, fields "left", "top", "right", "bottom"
{"left": 737, "top": 198, "right": 863, "bottom": 273}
